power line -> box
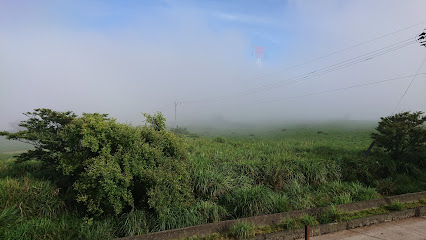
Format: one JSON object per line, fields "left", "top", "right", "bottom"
{"left": 182, "top": 38, "right": 416, "bottom": 105}
{"left": 272, "top": 20, "right": 426, "bottom": 73}
{"left": 178, "top": 73, "right": 426, "bottom": 116}
{"left": 176, "top": 20, "right": 425, "bottom": 105}
{"left": 162, "top": 21, "right": 426, "bottom": 122}
{"left": 230, "top": 39, "right": 416, "bottom": 98}
{"left": 253, "top": 73, "right": 426, "bottom": 105}
{"left": 392, "top": 55, "right": 426, "bottom": 114}
{"left": 236, "top": 20, "right": 426, "bottom": 86}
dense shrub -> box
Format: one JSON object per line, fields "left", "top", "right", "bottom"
{"left": 372, "top": 111, "right": 426, "bottom": 162}
{"left": 0, "top": 109, "right": 193, "bottom": 216}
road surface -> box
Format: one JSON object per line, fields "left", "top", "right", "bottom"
{"left": 310, "top": 216, "right": 426, "bottom": 240}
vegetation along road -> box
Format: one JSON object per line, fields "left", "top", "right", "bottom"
{"left": 0, "top": 109, "right": 425, "bottom": 239}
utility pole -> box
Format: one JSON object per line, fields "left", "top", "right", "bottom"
{"left": 174, "top": 100, "right": 181, "bottom": 129}
{"left": 365, "top": 29, "right": 426, "bottom": 158}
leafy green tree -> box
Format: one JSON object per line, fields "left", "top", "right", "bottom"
{"left": 0, "top": 109, "right": 76, "bottom": 165}
{"left": 371, "top": 111, "right": 426, "bottom": 161}
{"left": 1, "top": 109, "right": 193, "bottom": 216}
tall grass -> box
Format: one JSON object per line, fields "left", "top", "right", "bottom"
{"left": 154, "top": 200, "right": 228, "bottom": 231}
{"left": 1, "top": 125, "right": 424, "bottom": 238}
{"left": 229, "top": 221, "right": 255, "bottom": 239}
{"left": 221, "top": 185, "right": 278, "bottom": 218}
{"left": 1, "top": 214, "right": 115, "bottom": 240}
{"left": 0, "top": 177, "right": 64, "bottom": 219}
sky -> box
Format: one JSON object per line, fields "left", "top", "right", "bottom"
{"left": 1, "top": 0, "right": 426, "bottom": 129}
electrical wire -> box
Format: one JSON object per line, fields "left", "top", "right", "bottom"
{"left": 253, "top": 73, "right": 426, "bottom": 105}
{"left": 181, "top": 38, "right": 417, "bottom": 105}
{"left": 178, "top": 73, "right": 426, "bottom": 116}
{"left": 391, "top": 55, "right": 426, "bottom": 114}
{"left": 271, "top": 20, "right": 426, "bottom": 73}
{"left": 235, "top": 20, "right": 426, "bottom": 85}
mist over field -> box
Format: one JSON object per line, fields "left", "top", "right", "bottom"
{"left": 1, "top": 0, "right": 426, "bottom": 130}
{"left": 2, "top": 2, "right": 426, "bottom": 238}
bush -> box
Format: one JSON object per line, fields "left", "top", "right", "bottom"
{"left": 371, "top": 111, "right": 426, "bottom": 162}
{"left": 0, "top": 109, "right": 193, "bottom": 216}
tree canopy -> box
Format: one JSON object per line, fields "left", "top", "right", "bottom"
{"left": 371, "top": 111, "right": 426, "bottom": 169}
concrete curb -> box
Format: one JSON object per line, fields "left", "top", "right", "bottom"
{"left": 118, "top": 191, "right": 426, "bottom": 240}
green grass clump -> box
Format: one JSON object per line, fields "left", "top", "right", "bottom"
{"left": 0, "top": 177, "right": 64, "bottom": 219}
{"left": 278, "top": 214, "right": 318, "bottom": 231}
{"left": 1, "top": 215, "right": 116, "bottom": 240}
{"left": 191, "top": 163, "right": 239, "bottom": 200}
{"left": 229, "top": 221, "right": 255, "bottom": 239}
{"left": 284, "top": 180, "right": 315, "bottom": 210}
{"left": 300, "top": 214, "right": 319, "bottom": 226}
{"left": 314, "top": 181, "right": 379, "bottom": 207}
{"left": 155, "top": 201, "right": 229, "bottom": 231}
{"left": 221, "top": 185, "right": 277, "bottom": 218}
{"left": 316, "top": 206, "right": 340, "bottom": 224}
{"left": 384, "top": 201, "right": 405, "bottom": 211}
{"left": 279, "top": 217, "right": 304, "bottom": 230}
{"left": 0, "top": 207, "right": 24, "bottom": 229}
{"left": 118, "top": 209, "right": 149, "bottom": 237}
{"left": 340, "top": 207, "right": 389, "bottom": 221}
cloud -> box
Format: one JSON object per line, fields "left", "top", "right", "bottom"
{"left": 211, "top": 12, "right": 274, "bottom": 25}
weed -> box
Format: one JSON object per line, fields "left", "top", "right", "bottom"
{"left": 384, "top": 201, "right": 405, "bottom": 211}
{"left": 300, "top": 214, "right": 318, "bottom": 226}
{"left": 0, "top": 207, "right": 23, "bottom": 228}
{"left": 279, "top": 217, "right": 303, "bottom": 230}
{"left": 221, "top": 185, "right": 276, "bottom": 218}
{"left": 118, "top": 209, "right": 149, "bottom": 237}
{"left": 316, "top": 206, "right": 340, "bottom": 224}
{"left": 0, "top": 177, "right": 64, "bottom": 218}
{"left": 229, "top": 221, "right": 255, "bottom": 239}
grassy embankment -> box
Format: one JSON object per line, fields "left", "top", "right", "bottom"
{"left": 0, "top": 123, "right": 425, "bottom": 239}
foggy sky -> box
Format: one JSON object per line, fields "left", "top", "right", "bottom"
{"left": 1, "top": 0, "right": 426, "bottom": 130}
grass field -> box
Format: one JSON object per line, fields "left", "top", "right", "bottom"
{"left": 0, "top": 123, "right": 425, "bottom": 239}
